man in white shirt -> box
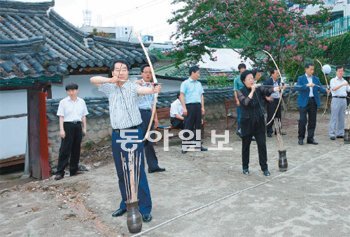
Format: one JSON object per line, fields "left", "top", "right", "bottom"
{"left": 170, "top": 92, "right": 184, "bottom": 129}
{"left": 329, "top": 66, "right": 350, "bottom": 140}
{"left": 55, "top": 83, "right": 89, "bottom": 180}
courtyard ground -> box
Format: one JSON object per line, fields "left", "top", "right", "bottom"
{"left": 0, "top": 112, "right": 349, "bottom": 237}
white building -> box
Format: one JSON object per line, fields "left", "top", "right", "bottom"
{"left": 80, "top": 25, "right": 139, "bottom": 43}
{"left": 149, "top": 41, "right": 175, "bottom": 52}
{"left": 198, "top": 48, "right": 254, "bottom": 72}
{"left": 294, "top": 0, "right": 350, "bottom": 18}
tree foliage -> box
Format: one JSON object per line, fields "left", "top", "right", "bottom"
{"left": 169, "top": 0, "right": 330, "bottom": 77}
{"left": 324, "top": 32, "right": 350, "bottom": 67}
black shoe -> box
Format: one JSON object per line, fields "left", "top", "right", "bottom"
{"left": 336, "top": 135, "right": 344, "bottom": 139}
{"left": 242, "top": 168, "right": 249, "bottom": 175}
{"left": 149, "top": 167, "right": 166, "bottom": 173}
{"left": 200, "top": 146, "right": 208, "bottom": 151}
{"left": 267, "top": 133, "right": 272, "bottom": 138}
{"left": 263, "top": 170, "right": 271, "bottom": 176}
{"left": 54, "top": 174, "right": 64, "bottom": 180}
{"left": 112, "top": 208, "right": 126, "bottom": 217}
{"left": 307, "top": 139, "right": 318, "bottom": 145}
{"left": 281, "top": 132, "right": 287, "bottom": 136}
{"left": 142, "top": 214, "right": 152, "bottom": 222}
{"left": 298, "top": 139, "right": 303, "bottom": 145}
{"left": 330, "top": 136, "right": 336, "bottom": 140}
{"left": 181, "top": 150, "right": 187, "bottom": 154}
{"left": 70, "top": 171, "right": 83, "bottom": 176}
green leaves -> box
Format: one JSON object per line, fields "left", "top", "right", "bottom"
{"left": 169, "top": 0, "right": 330, "bottom": 73}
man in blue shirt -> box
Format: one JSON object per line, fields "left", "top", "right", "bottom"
{"left": 295, "top": 63, "right": 328, "bottom": 145}
{"left": 179, "top": 66, "right": 207, "bottom": 153}
{"left": 233, "top": 63, "right": 246, "bottom": 137}
{"left": 138, "top": 65, "right": 166, "bottom": 173}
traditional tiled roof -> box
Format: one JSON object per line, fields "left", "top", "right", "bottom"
{"left": 0, "top": 0, "right": 150, "bottom": 73}
{"left": 155, "top": 63, "right": 237, "bottom": 84}
{"left": 0, "top": 37, "right": 67, "bottom": 87}
{"left": 46, "top": 88, "right": 234, "bottom": 121}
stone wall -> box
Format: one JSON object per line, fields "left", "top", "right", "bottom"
{"left": 48, "top": 116, "right": 112, "bottom": 167}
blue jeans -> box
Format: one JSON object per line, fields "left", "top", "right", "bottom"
{"left": 111, "top": 127, "right": 152, "bottom": 215}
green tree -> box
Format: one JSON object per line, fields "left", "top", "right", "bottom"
{"left": 169, "top": 0, "right": 330, "bottom": 78}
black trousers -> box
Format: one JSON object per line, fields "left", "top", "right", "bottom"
{"left": 242, "top": 122, "right": 268, "bottom": 171}
{"left": 298, "top": 98, "right": 317, "bottom": 140}
{"left": 170, "top": 117, "right": 184, "bottom": 129}
{"left": 56, "top": 122, "right": 82, "bottom": 176}
{"left": 140, "top": 109, "right": 160, "bottom": 171}
{"left": 266, "top": 98, "right": 282, "bottom": 134}
{"left": 183, "top": 103, "right": 202, "bottom": 141}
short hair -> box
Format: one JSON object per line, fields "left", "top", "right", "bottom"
{"left": 65, "top": 83, "right": 78, "bottom": 91}
{"left": 304, "top": 63, "right": 314, "bottom": 69}
{"left": 240, "top": 70, "right": 253, "bottom": 82}
{"left": 189, "top": 65, "right": 200, "bottom": 76}
{"left": 109, "top": 59, "right": 130, "bottom": 77}
{"left": 269, "top": 68, "right": 277, "bottom": 76}
{"left": 238, "top": 63, "right": 246, "bottom": 70}
{"left": 141, "top": 64, "right": 150, "bottom": 73}
{"left": 252, "top": 68, "right": 263, "bottom": 77}
{"left": 336, "top": 65, "right": 344, "bottom": 71}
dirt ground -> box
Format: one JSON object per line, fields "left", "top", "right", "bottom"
{"left": 1, "top": 112, "right": 349, "bottom": 237}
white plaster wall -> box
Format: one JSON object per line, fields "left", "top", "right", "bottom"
{"left": 0, "top": 90, "right": 27, "bottom": 159}
{"left": 51, "top": 75, "right": 105, "bottom": 99}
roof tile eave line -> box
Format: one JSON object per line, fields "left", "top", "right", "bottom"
{"left": 0, "top": 0, "right": 54, "bottom": 14}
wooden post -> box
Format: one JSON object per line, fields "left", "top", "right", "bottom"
{"left": 27, "top": 89, "right": 50, "bottom": 179}
{"left": 39, "top": 92, "right": 50, "bottom": 179}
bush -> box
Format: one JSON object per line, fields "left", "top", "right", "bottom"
{"left": 207, "top": 75, "right": 230, "bottom": 88}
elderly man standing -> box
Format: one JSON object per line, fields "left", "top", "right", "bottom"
{"left": 55, "top": 83, "right": 88, "bottom": 181}
{"left": 90, "top": 59, "right": 161, "bottom": 223}
{"left": 329, "top": 66, "right": 350, "bottom": 140}
{"left": 137, "top": 64, "right": 166, "bottom": 173}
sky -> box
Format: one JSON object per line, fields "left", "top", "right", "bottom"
{"left": 19, "top": 0, "right": 179, "bottom": 42}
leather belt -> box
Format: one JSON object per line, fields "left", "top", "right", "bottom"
{"left": 65, "top": 121, "right": 81, "bottom": 124}
{"left": 113, "top": 126, "right": 138, "bottom": 133}
{"left": 332, "top": 96, "right": 346, "bottom": 98}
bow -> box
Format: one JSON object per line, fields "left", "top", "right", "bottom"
{"left": 262, "top": 50, "right": 285, "bottom": 126}
{"left": 136, "top": 34, "right": 158, "bottom": 142}
{"left": 315, "top": 59, "right": 330, "bottom": 117}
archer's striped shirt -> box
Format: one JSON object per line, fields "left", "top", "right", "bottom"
{"left": 99, "top": 81, "right": 142, "bottom": 129}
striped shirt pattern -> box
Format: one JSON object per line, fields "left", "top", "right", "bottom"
{"left": 138, "top": 80, "right": 154, "bottom": 110}
{"left": 99, "top": 81, "right": 142, "bottom": 129}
